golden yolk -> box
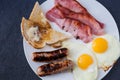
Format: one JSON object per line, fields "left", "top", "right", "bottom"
{"left": 92, "top": 38, "right": 108, "bottom": 53}
{"left": 77, "top": 54, "right": 93, "bottom": 70}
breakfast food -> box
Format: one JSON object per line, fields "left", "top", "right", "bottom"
{"left": 37, "top": 60, "right": 73, "bottom": 76}
{"left": 87, "top": 34, "right": 120, "bottom": 71}
{"left": 21, "top": 17, "right": 46, "bottom": 48}
{"left": 29, "top": 2, "right": 51, "bottom": 29}
{"left": 50, "top": 41, "right": 62, "bottom": 48}
{"left": 46, "top": 0, "right": 104, "bottom": 43}
{"left": 55, "top": 0, "right": 104, "bottom": 35}
{"left": 45, "top": 29, "right": 71, "bottom": 45}
{"left": 56, "top": 4, "right": 104, "bottom": 35}
{"left": 21, "top": 2, "right": 71, "bottom": 49}
{"left": 32, "top": 48, "right": 68, "bottom": 62}
{"left": 62, "top": 40, "right": 98, "bottom": 80}
{"left": 21, "top": 0, "right": 120, "bottom": 80}
{"left": 46, "top": 5, "right": 92, "bottom": 43}
{"left": 55, "top": 0, "right": 87, "bottom": 13}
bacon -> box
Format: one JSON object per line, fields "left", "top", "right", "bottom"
{"left": 46, "top": 8, "right": 66, "bottom": 27}
{"left": 68, "top": 13, "right": 104, "bottom": 35}
{"left": 46, "top": 6, "right": 92, "bottom": 42}
{"left": 56, "top": 5, "right": 104, "bottom": 35}
{"left": 55, "top": 0, "right": 87, "bottom": 13}
{"left": 68, "top": 19, "right": 92, "bottom": 42}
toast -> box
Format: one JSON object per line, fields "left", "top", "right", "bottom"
{"left": 21, "top": 17, "right": 46, "bottom": 48}
{"left": 21, "top": 2, "right": 71, "bottom": 49}
{"left": 29, "top": 1, "right": 51, "bottom": 29}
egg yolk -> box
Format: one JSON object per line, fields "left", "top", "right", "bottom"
{"left": 77, "top": 54, "right": 93, "bottom": 70}
{"left": 92, "top": 38, "right": 108, "bottom": 53}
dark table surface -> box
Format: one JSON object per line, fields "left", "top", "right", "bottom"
{"left": 0, "top": 0, "right": 120, "bottom": 80}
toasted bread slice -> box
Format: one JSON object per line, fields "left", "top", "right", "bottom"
{"left": 21, "top": 2, "right": 71, "bottom": 49}
{"left": 21, "top": 17, "right": 71, "bottom": 48}
{"left": 21, "top": 17, "right": 46, "bottom": 49}
{"left": 46, "top": 29, "right": 71, "bottom": 45}
{"left": 49, "top": 42, "right": 62, "bottom": 48}
{"left": 29, "top": 1, "right": 51, "bottom": 29}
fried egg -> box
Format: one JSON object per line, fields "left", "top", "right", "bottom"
{"left": 87, "top": 34, "right": 120, "bottom": 71}
{"left": 63, "top": 40, "right": 98, "bottom": 80}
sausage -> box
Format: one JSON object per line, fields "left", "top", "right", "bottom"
{"left": 32, "top": 48, "right": 68, "bottom": 62}
{"left": 37, "top": 60, "right": 73, "bottom": 76}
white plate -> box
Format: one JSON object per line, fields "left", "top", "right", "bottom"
{"left": 23, "top": 0, "right": 119, "bottom": 80}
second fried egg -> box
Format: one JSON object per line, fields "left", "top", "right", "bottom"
{"left": 87, "top": 34, "right": 120, "bottom": 71}
{"left": 63, "top": 40, "right": 98, "bottom": 80}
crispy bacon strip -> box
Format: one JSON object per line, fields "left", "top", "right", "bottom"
{"left": 55, "top": 0, "right": 87, "bottom": 13}
{"left": 46, "top": 6, "right": 92, "bottom": 42}
{"left": 56, "top": 5, "right": 104, "bottom": 35}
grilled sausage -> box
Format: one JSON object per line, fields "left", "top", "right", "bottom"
{"left": 32, "top": 48, "right": 68, "bottom": 62}
{"left": 37, "top": 60, "right": 73, "bottom": 76}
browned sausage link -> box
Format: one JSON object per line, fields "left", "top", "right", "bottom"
{"left": 32, "top": 48, "right": 68, "bottom": 62}
{"left": 37, "top": 60, "right": 73, "bottom": 76}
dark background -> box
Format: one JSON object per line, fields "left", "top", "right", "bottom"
{"left": 0, "top": 0, "right": 120, "bottom": 80}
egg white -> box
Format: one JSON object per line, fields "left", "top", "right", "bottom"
{"left": 87, "top": 34, "right": 120, "bottom": 71}
{"left": 63, "top": 40, "right": 98, "bottom": 80}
